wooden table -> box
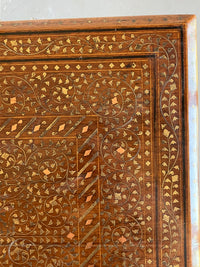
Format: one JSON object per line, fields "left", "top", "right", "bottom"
{"left": 0, "top": 15, "right": 198, "bottom": 267}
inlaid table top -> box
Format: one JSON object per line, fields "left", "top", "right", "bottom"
{"left": 0, "top": 15, "right": 198, "bottom": 267}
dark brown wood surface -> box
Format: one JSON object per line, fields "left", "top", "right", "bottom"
{"left": 0, "top": 15, "right": 198, "bottom": 267}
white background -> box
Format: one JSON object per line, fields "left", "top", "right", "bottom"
{"left": 0, "top": 0, "right": 199, "bottom": 164}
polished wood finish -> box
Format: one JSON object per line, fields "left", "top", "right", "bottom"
{"left": 0, "top": 15, "right": 198, "bottom": 267}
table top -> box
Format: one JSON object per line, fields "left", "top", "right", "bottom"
{"left": 0, "top": 15, "right": 198, "bottom": 267}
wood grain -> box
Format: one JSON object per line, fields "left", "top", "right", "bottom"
{"left": 0, "top": 15, "right": 198, "bottom": 267}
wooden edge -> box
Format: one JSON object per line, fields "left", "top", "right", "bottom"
{"left": 184, "top": 15, "right": 199, "bottom": 267}
{"left": 0, "top": 14, "right": 197, "bottom": 265}
{"left": 0, "top": 14, "right": 196, "bottom": 33}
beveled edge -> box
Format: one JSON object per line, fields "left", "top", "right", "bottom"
{"left": 184, "top": 15, "right": 199, "bottom": 267}
{"left": 0, "top": 14, "right": 195, "bottom": 33}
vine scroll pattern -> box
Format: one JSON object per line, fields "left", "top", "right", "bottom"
{"left": 0, "top": 29, "right": 183, "bottom": 267}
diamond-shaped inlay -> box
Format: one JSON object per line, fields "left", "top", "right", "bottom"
{"left": 117, "top": 147, "right": 125, "bottom": 154}
{"left": 118, "top": 236, "right": 127, "bottom": 244}
{"left": 146, "top": 182, "right": 151, "bottom": 188}
{"left": 65, "top": 64, "right": 70, "bottom": 69}
{"left": 67, "top": 232, "right": 75, "bottom": 240}
{"left": 145, "top": 150, "right": 150, "bottom": 156}
{"left": 143, "top": 63, "right": 148, "bottom": 69}
{"left": 85, "top": 242, "right": 93, "bottom": 250}
{"left": 82, "top": 125, "right": 88, "bottom": 133}
{"left": 43, "top": 64, "right": 48, "bottom": 70}
{"left": 11, "top": 124, "right": 17, "bottom": 131}
{"left": 112, "top": 96, "right": 118, "bottom": 105}
{"left": 86, "top": 195, "right": 93, "bottom": 202}
{"left": 85, "top": 219, "right": 93, "bottom": 225}
{"left": 62, "top": 88, "right": 68, "bottom": 95}
{"left": 145, "top": 130, "right": 151, "bottom": 136}
{"left": 58, "top": 123, "right": 65, "bottom": 132}
{"left": 54, "top": 65, "right": 60, "bottom": 70}
{"left": 10, "top": 97, "right": 16, "bottom": 104}
{"left": 84, "top": 149, "right": 91, "bottom": 156}
{"left": 43, "top": 168, "right": 51, "bottom": 175}
{"left": 33, "top": 125, "right": 40, "bottom": 132}
{"left": 85, "top": 171, "right": 92, "bottom": 179}
{"left": 147, "top": 216, "right": 152, "bottom": 221}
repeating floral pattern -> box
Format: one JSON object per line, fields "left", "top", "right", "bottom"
{"left": 0, "top": 28, "right": 183, "bottom": 267}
